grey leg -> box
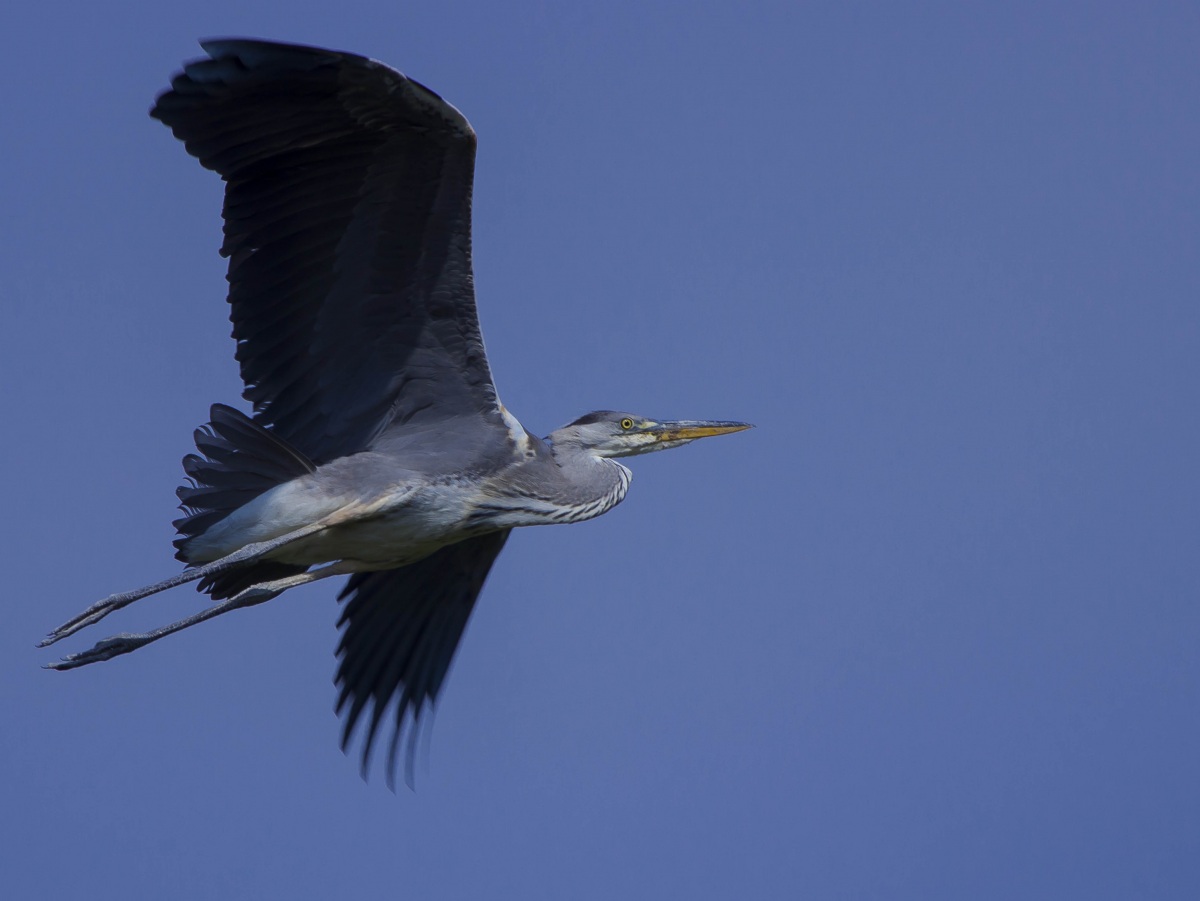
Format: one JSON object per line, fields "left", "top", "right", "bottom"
{"left": 45, "top": 561, "right": 357, "bottom": 670}
{"left": 40, "top": 521, "right": 330, "bottom": 647}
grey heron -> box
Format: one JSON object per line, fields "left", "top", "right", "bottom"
{"left": 41, "top": 39, "right": 751, "bottom": 785}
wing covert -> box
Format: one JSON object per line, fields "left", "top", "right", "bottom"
{"left": 151, "top": 39, "right": 501, "bottom": 463}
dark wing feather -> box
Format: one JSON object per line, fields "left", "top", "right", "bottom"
{"left": 151, "top": 39, "right": 502, "bottom": 463}
{"left": 335, "top": 530, "right": 511, "bottom": 788}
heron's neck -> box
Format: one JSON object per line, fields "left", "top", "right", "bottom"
{"left": 475, "top": 443, "right": 632, "bottom": 529}
{"left": 547, "top": 446, "right": 633, "bottom": 524}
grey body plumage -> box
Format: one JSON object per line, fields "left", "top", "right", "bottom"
{"left": 41, "top": 40, "right": 751, "bottom": 786}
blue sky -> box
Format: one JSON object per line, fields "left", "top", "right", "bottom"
{"left": 5, "top": 1, "right": 1199, "bottom": 898}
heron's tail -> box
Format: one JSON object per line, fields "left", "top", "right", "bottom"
{"left": 173, "top": 404, "right": 315, "bottom": 597}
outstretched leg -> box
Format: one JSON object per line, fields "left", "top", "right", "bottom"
{"left": 39, "top": 520, "right": 331, "bottom": 648}
{"left": 45, "top": 561, "right": 358, "bottom": 670}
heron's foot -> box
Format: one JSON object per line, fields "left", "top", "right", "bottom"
{"left": 38, "top": 593, "right": 139, "bottom": 648}
{"left": 44, "top": 633, "right": 149, "bottom": 670}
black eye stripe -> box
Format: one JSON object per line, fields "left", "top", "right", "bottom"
{"left": 567, "top": 410, "right": 619, "bottom": 427}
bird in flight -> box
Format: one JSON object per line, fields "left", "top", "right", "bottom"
{"left": 42, "top": 39, "right": 751, "bottom": 786}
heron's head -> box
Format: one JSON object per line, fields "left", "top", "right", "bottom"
{"left": 549, "top": 410, "right": 752, "bottom": 459}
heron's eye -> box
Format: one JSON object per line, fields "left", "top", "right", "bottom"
{"left": 620, "top": 418, "right": 634, "bottom": 430}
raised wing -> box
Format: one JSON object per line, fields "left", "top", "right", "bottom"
{"left": 151, "top": 39, "right": 502, "bottom": 463}
{"left": 335, "top": 530, "right": 511, "bottom": 787}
